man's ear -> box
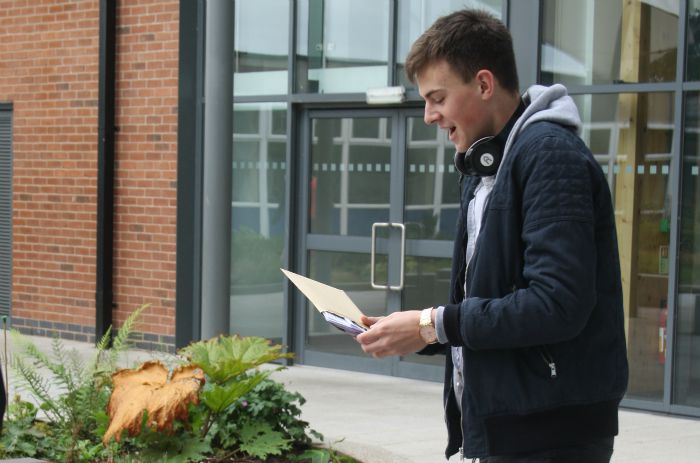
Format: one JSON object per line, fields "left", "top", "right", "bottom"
{"left": 475, "top": 69, "right": 495, "bottom": 99}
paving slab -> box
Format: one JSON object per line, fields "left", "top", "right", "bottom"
{"left": 271, "top": 365, "right": 700, "bottom": 463}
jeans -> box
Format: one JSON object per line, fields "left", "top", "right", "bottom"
{"left": 479, "top": 437, "right": 614, "bottom": 463}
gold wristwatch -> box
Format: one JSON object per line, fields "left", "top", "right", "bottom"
{"left": 419, "top": 307, "right": 438, "bottom": 344}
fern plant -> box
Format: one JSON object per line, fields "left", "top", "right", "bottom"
{"left": 3, "top": 311, "right": 363, "bottom": 463}
{"left": 5, "top": 304, "right": 149, "bottom": 462}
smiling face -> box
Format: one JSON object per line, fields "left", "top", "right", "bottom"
{"left": 416, "top": 60, "right": 493, "bottom": 153}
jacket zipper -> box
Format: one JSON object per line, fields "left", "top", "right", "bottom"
{"left": 456, "top": 175, "right": 466, "bottom": 462}
{"left": 444, "top": 381, "right": 466, "bottom": 461}
{"left": 539, "top": 348, "right": 558, "bottom": 378}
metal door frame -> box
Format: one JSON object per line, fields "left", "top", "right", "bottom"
{"left": 293, "top": 107, "right": 446, "bottom": 381}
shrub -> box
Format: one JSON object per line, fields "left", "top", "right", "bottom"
{"left": 1, "top": 306, "right": 360, "bottom": 462}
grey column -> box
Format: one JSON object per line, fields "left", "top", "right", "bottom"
{"left": 508, "top": 0, "right": 540, "bottom": 91}
{"left": 201, "top": 0, "right": 233, "bottom": 339}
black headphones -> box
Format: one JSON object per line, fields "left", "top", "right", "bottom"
{"left": 453, "top": 99, "right": 527, "bottom": 177}
{"left": 453, "top": 136, "right": 502, "bottom": 177}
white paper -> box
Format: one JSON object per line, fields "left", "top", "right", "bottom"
{"left": 281, "top": 269, "right": 368, "bottom": 334}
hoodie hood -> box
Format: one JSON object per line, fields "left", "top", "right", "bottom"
{"left": 497, "top": 84, "right": 582, "bottom": 181}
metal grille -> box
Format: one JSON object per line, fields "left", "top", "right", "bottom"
{"left": 0, "top": 107, "right": 12, "bottom": 317}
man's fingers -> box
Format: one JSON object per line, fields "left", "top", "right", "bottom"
{"left": 361, "top": 315, "right": 382, "bottom": 326}
{"left": 356, "top": 326, "right": 380, "bottom": 344}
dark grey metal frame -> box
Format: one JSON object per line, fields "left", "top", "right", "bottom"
{"left": 526, "top": 0, "right": 695, "bottom": 418}
{"left": 176, "top": 0, "right": 700, "bottom": 414}
{"left": 176, "top": 0, "right": 205, "bottom": 348}
{"left": 516, "top": 0, "right": 698, "bottom": 419}
{"left": 294, "top": 107, "right": 448, "bottom": 381}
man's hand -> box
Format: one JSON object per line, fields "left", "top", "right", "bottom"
{"left": 356, "top": 310, "right": 426, "bottom": 358}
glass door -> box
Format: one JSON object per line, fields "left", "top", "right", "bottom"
{"left": 398, "top": 113, "right": 459, "bottom": 378}
{"left": 295, "top": 109, "right": 458, "bottom": 381}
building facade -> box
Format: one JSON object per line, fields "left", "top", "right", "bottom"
{"left": 1, "top": 0, "right": 700, "bottom": 418}
{"left": 0, "top": 0, "right": 179, "bottom": 349}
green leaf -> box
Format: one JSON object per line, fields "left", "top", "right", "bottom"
{"left": 132, "top": 427, "right": 212, "bottom": 463}
{"left": 200, "top": 371, "right": 269, "bottom": 413}
{"left": 158, "top": 437, "right": 212, "bottom": 463}
{"left": 295, "top": 448, "right": 332, "bottom": 463}
{"left": 180, "top": 335, "right": 293, "bottom": 385}
{"left": 238, "top": 421, "right": 291, "bottom": 460}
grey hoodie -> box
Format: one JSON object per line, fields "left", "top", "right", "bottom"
{"left": 498, "top": 84, "right": 582, "bottom": 181}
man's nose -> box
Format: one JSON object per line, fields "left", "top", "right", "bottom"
{"left": 424, "top": 104, "right": 439, "bottom": 125}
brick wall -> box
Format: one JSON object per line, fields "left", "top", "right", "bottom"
{"left": 0, "top": 0, "right": 179, "bottom": 350}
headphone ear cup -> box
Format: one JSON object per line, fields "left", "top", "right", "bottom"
{"left": 470, "top": 139, "right": 502, "bottom": 176}
{"left": 453, "top": 150, "right": 468, "bottom": 176}
{"left": 459, "top": 137, "right": 502, "bottom": 176}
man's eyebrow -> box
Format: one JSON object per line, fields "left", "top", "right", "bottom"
{"left": 423, "top": 89, "right": 441, "bottom": 100}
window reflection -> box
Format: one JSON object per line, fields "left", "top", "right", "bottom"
{"left": 401, "top": 256, "right": 452, "bottom": 366}
{"left": 404, "top": 117, "right": 459, "bottom": 240}
{"left": 234, "top": 0, "right": 290, "bottom": 96}
{"left": 574, "top": 92, "right": 674, "bottom": 401}
{"left": 687, "top": 2, "right": 700, "bottom": 80}
{"left": 541, "top": 0, "right": 678, "bottom": 85}
{"left": 396, "top": 0, "right": 502, "bottom": 88}
{"left": 675, "top": 92, "right": 700, "bottom": 407}
{"left": 296, "top": 0, "right": 390, "bottom": 93}
{"left": 309, "top": 117, "right": 391, "bottom": 236}
{"left": 230, "top": 103, "right": 287, "bottom": 341}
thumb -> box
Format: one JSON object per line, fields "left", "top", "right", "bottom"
{"left": 361, "top": 315, "right": 382, "bottom": 327}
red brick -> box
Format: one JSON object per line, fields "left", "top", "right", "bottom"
{"left": 2, "top": 0, "right": 179, "bottom": 344}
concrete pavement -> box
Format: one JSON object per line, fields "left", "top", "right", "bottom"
{"left": 272, "top": 364, "right": 700, "bottom": 462}
{"left": 4, "top": 335, "right": 700, "bottom": 462}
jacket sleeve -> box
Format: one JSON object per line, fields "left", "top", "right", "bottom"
{"left": 443, "top": 132, "right": 600, "bottom": 350}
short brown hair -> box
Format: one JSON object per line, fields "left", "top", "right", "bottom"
{"left": 404, "top": 9, "right": 519, "bottom": 92}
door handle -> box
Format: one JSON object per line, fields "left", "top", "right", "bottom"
{"left": 392, "top": 223, "right": 406, "bottom": 291}
{"left": 370, "top": 222, "right": 405, "bottom": 291}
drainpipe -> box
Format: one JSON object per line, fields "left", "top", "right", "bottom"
{"left": 96, "top": 0, "right": 117, "bottom": 343}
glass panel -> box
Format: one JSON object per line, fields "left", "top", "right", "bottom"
{"left": 230, "top": 103, "right": 288, "bottom": 342}
{"left": 541, "top": 0, "right": 678, "bottom": 85}
{"left": 306, "top": 250, "right": 387, "bottom": 355}
{"left": 404, "top": 117, "right": 459, "bottom": 240}
{"left": 296, "top": 0, "right": 389, "bottom": 93}
{"left": 396, "top": 0, "right": 503, "bottom": 88}
{"left": 401, "top": 256, "right": 452, "bottom": 366}
{"left": 309, "top": 117, "right": 391, "bottom": 237}
{"left": 674, "top": 92, "right": 700, "bottom": 407}
{"left": 574, "top": 92, "right": 674, "bottom": 401}
{"left": 401, "top": 117, "right": 458, "bottom": 366}
{"left": 234, "top": 0, "right": 290, "bottom": 96}
{"left": 688, "top": 2, "right": 700, "bottom": 80}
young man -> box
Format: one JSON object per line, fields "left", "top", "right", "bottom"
{"left": 356, "top": 9, "right": 629, "bottom": 463}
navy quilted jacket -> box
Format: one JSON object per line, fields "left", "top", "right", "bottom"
{"left": 438, "top": 89, "right": 629, "bottom": 458}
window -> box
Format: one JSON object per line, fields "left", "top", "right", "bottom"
{"left": 396, "top": 0, "right": 503, "bottom": 88}
{"left": 296, "top": 0, "right": 390, "bottom": 93}
{"left": 574, "top": 92, "right": 674, "bottom": 401}
{"left": 234, "top": 0, "right": 290, "bottom": 96}
{"left": 675, "top": 92, "right": 700, "bottom": 407}
{"left": 230, "top": 103, "right": 288, "bottom": 341}
{"left": 541, "top": 0, "right": 678, "bottom": 85}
